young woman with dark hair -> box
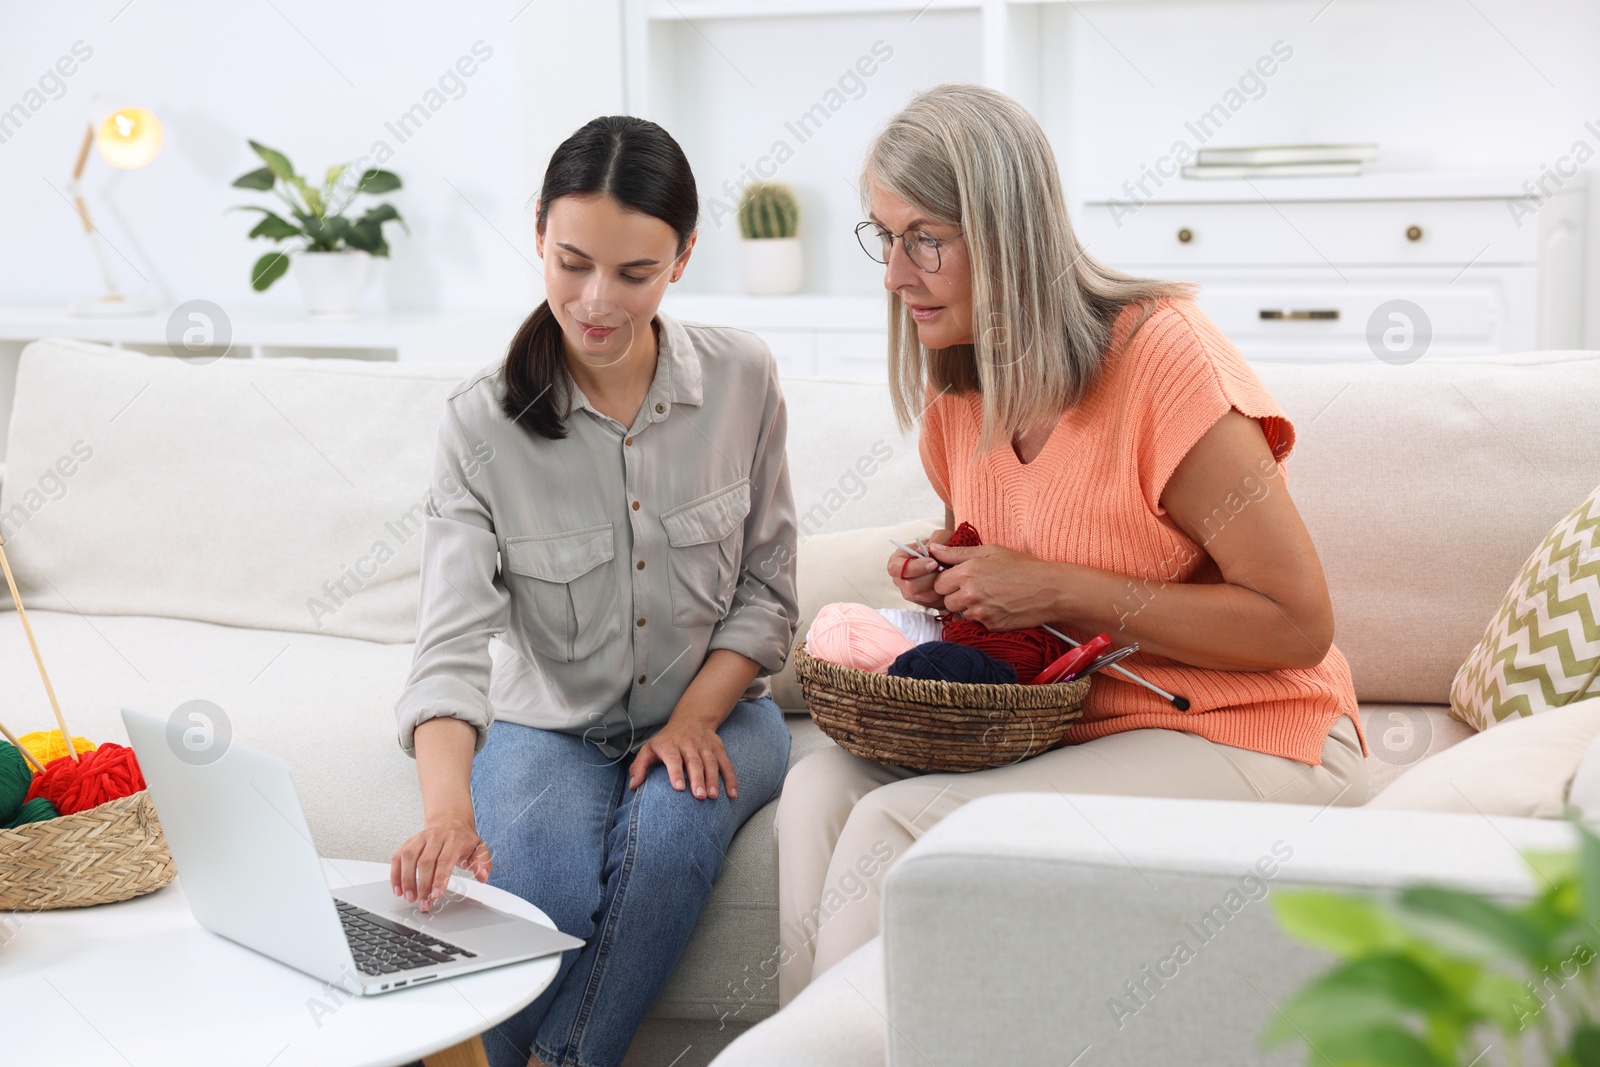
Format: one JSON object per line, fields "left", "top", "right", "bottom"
{"left": 389, "top": 115, "right": 799, "bottom": 1067}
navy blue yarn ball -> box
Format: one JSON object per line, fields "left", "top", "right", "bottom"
{"left": 886, "top": 641, "right": 1019, "bottom": 685}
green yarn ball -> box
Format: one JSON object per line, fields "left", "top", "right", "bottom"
{"left": 0, "top": 741, "right": 32, "bottom": 826}
{"left": 4, "top": 796, "right": 58, "bottom": 827}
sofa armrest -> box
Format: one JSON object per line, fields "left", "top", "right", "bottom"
{"left": 881, "top": 793, "right": 1573, "bottom": 1067}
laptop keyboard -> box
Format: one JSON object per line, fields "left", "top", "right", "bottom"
{"left": 336, "top": 898, "right": 478, "bottom": 977}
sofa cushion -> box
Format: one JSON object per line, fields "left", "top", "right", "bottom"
{"left": 1358, "top": 703, "right": 1477, "bottom": 801}
{"left": 774, "top": 515, "right": 945, "bottom": 711}
{"left": 1366, "top": 696, "right": 1600, "bottom": 817}
{"left": 1449, "top": 480, "right": 1600, "bottom": 730}
{"left": 1253, "top": 351, "right": 1600, "bottom": 705}
{"left": 1565, "top": 728, "right": 1600, "bottom": 827}
{"left": 778, "top": 377, "right": 943, "bottom": 539}
{"left": 0, "top": 339, "right": 468, "bottom": 644}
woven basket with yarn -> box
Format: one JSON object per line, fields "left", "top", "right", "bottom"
{"left": 0, "top": 733, "right": 176, "bottom": 911}
{"left": 0, "top": 789, "right": 175, "bottom": 911}
{"left": 793, "top": 635, "right": 1090, "bottom": 772}
{"left": 0, "top": 526, "right": 176, "bottom": 911}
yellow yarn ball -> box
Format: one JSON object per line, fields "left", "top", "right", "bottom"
{"left": 16, "top": 730, "right": 97, "bottom": 774}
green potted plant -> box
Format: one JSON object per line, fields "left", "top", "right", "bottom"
{"left": 1265, "top": 815, "right": 1600, "bottom": 1066}
{"left": 737, "top": 180, "right": 801, "bottom": 296}
{"left": 229, "top": 139, "right": 406, "bottom": 318}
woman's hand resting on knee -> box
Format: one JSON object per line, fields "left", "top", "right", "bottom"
{"left": 628, "top": 712, "right": 738, "bottom": 800}
{"left": 889, "top": 527, "right": 953, "bottom": 611}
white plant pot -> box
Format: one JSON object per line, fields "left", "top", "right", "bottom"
{"left": 293, "top": 249, "right": 371, "bottom": 318}
{"left": 739, "top": 237, "right": 802, "bottom": 296}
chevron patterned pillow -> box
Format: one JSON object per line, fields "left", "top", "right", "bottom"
{"left": 1450, "top": 483, "right": 1600, "bottom": 731}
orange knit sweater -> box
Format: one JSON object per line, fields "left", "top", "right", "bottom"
{"left": 919, "top": 297, "right": 1369, "bottom": 766}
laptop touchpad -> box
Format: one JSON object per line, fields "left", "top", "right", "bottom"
{"left": 390, "top": 894, "right": 521, "bottom": 936}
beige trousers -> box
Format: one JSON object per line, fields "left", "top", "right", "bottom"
{"left": 773, "top": 713, "right": 1366, "bottom": 1007}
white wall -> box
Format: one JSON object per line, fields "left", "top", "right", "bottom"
{"left": 0, "top": 0, "right": 539, "bottom": 314}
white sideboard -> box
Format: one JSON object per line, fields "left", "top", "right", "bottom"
{"left": 1075, "top": 170, "right": 1587, "bottom": 363}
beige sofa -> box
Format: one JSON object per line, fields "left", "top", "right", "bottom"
{"left": 1, "top": 337, "right": 1595, "bottom": 1065}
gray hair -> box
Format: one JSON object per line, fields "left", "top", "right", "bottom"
{"left": 862, "top": 82, "right": 1198, "bottom": 462}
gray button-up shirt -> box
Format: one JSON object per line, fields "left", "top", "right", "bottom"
{"left": 394, "top": 312, "right": 799, "bottom": 761}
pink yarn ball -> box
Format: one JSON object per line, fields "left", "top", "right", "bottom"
{"left": 805, "top": 602, "right": 915, "bottom": 673}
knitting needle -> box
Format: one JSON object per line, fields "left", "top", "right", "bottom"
{"left": 0, "top": 717, "right": 49, "bottom": 774}
{"left": 890, "top": 536, "right": 1192, "bottom": 711}
{"left": 889, "top": 538, "right": 938, "bottom": 566}
{"left": 1068, "top": 643, "right": 1140, "bottom": 681}
{"left": 0, "top": 532, "right": 82, "bottom": 763}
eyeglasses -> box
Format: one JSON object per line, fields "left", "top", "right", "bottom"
{"left": 854, "top": 221, "right": 963, "bottom": 273}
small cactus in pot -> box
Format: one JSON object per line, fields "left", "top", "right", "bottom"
{"left": 738, "top": 181, "right": 799, "bottom": 240}
{"left": 737, "top": 181, "right": 802, "bottom": 295}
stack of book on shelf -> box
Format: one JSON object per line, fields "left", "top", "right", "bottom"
{"left": 1181, "top": 143, "right": 1378, "bottom": 179}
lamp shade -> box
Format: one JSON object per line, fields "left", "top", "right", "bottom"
{"left": 95, "top": 106, "right": 162, "bottom": 169}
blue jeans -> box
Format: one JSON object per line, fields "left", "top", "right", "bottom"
{"left": 467, "top": 694, "right": 791, "bottom": 1067}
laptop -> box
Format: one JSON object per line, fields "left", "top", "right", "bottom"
{"left": 120, "top": 705, "right": 585, "bottom": 995}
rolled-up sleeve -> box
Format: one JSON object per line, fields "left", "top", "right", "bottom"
{"left": 709, "top": 349, "right": 799, "bottom": 674}
{"left": 393, "top": 401, "right": 510, "bottom": 758}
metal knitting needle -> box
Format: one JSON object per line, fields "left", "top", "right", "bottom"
{"left": 1071, "top": 643, "right": 1141, "bottom": 680}
{"left": 891, "top": 536, "right": 1192, "bottom": 711}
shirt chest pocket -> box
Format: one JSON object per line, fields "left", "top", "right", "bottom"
{"left": 503, "top": 523, "right": 624, "bottom": 663}
{"left": 660, "top": 478, "right": 751, "bottom": 629}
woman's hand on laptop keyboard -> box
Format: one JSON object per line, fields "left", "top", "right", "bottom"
{"left": 391, "top": 813, "right": 492, "bottom": 913}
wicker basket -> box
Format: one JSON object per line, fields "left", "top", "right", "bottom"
{"left": 0, "top": 788, "right": 176, "bottom": 911}
{"left": 792, "top": 636, "right": 1091, "bottom": 772}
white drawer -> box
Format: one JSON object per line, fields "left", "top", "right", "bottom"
{"left": 1163, "top": 266, "right": 1537, "bottom": 363}
{"left": 1077, "top": 198, "right": 1542, "bottom": 268}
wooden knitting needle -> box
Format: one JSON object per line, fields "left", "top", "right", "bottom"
{"left": 0, "top": 717, "right": 49, "bottom": 774}
{"left": 0, "top": 532, "right": 81, "bottom": 764}
{"left": 891, "top": 537, "right": 1192, "bottom": 711}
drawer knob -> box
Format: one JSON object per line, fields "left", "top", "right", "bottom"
{"left": 1406, "top": 225, "right": 1423, "bottom": 242}
{"left": 1176, "top": 228, "right": 1193, "bottom": 244}
{"left": 1259, "top": 309, "right": 1340, "bottom": 321}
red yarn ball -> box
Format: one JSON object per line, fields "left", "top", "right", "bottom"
{"left": 938, "top": 521, "right": 1070, "bottom": 684}
{"left": 23, "top": 742, "right": 147, "bottom": 816}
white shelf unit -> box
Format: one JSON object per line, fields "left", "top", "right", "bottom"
{"left": 628, "top": 0, "right": 1051, "bottom": 108}
{"left": 0, "top": 306, "right": 526, "bottom": 464}
{"left": 623, "top": 0, "right": 1043, "bottom": 382}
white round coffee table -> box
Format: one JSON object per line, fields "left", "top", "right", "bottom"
{"left": 0, "top": 857, "right": 563, "bottom": 1067}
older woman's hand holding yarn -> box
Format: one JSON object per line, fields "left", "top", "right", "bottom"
{"left": 925, "top": 536, "right": 1068, "bottom": 632}
{"left": 888, "top": 527, "right": 954, "bottom": 611}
